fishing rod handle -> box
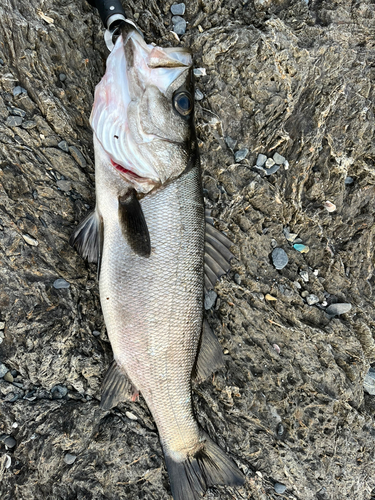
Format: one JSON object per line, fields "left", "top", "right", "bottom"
{"left": 87, "top": 0, "right": 126, "bottom": 29}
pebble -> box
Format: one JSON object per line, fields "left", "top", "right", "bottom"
{"left": 3, "top": 371, "right": 14, "bottom": 383}
{"left": 273, "top": 344, "right": 281, "bottom": 354}
{"left": 51, "top": 385, "right": 68, "bottom": 398}
{"left": 265, "top": 164, "right": 280, "bottom": 176}
{"left": 234, "top": 273, "right": 241, "bottom": 285}
{"left": 6, "top": 115, "right": 23, "bottom": 127}
{"left": 323, "top": 201, "right": 336, "bottom": 212}
{"left": 271, "top": 248, "right": 288, "bottom": 270}
{"left": 306, "top": 294, "right": 319, "bottom": 305}
{"left": 0, "top": 322, "right": 4, "bottom": 330}
{"left": 13, "top": 86, "right": 27, "bottom": 96}
{"left": 0, "top": 363, "right": 9, "bottom": 378}
{"left": 345, "top": 176, "right": 354, "bottom": 185}
{"left": 274, "top": 482, "right": 286, "bottom": 494}
{"left": 273, "top": 152, "right": 285, "bottom": 165}
{"left": 265, "top": 294, "right": 277, "bottom": 301}
{"left": 300, "top": 270, "right": 309, "bottom": 282}
{"left": 225, "top": 136, "right": 237, "bottom": 150}
{"left": 92, "top": 330, "right": 101, "bottom": 337}
{"left": 172, "top": 16, "right": 186, "bottom": 35}
{"left": 125, "top": 411, "right": 138, "bottom": 420}
{"left": 256, "top": 154, "right": 267, "bottom": 167}
{"left": 22, "top": 234, "right": 38, "bottom": 246}
{"left": 325, "top": 303, "right": 352, "bottom": 316}
{"left": 53, "top": 278, "right": 70, "bottom": 289}
{"left": 234, "top": 148, "right": 248, "bottom": 162}
{"left": 193, "top": 68, "right": 206, "bottom": 77}
{"left": 363, "top": 368, "right": 375, "bottom": 395}
{"left": 301, "top": 290, "right": 309, "bottom": 298}
{"left": 56, "top": 180, "right": 72, "bottom": 192}
{"left": 10, "top": 107, "right": 26, "bottom": 117}
{"left": 22, "top": 120, "right": 37, "bottom": 129}
{"left": 4, "top": 436, "right": 16, "bottom": 448}
{"left": 59, "top": 73, "right": 67, "bottom": 82}
{"left": 4, "top": 454, "right": 11, "bottom": 469}
{"left": 195, "top": 88, "right": 204, "bottom": 101}
{"left": 64, "top": 453, "right": 77, "bottom": 465}
{"left": 283, "top": 227, "right": 298, "bottom": 243}
{"left": 69, "top": 146, "right": 87, "bottom": 168}
{"left": 0, "top": 59, "right": 4, "bottom": 66}
{"left": 283, "top": 160, "right": 289, "bottom": 170}
{"left": 265, "top": 158, "right": 275, "bottom": 168}
{"left": 293, "top": 243, "right": 309, "bottom": 253}
{"left": 204, "top": 290, "right": 217, "bottom": 310}
{"left": 171, "top": 2, "right": 185, "bottom": 15}
{"left": 58, "top": 140, "right": 70, "bottom": 152}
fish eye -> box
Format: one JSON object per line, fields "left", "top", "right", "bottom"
{"left": 173, "top": 92, "right": 193, "bottom": 116}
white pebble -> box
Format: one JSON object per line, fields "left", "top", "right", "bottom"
{"left": 323, "top": 201, "right": 336, "bottom": 212}
{"left": 22, "top": 234, "right": 38, "bottom": 246}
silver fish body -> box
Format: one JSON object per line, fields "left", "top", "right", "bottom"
{"left": 71, "top": 22, "right": 244, "bottom": 500}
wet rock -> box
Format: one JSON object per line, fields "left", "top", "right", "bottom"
{"left": 271, "top": 248, "right": 288, "bottom": 270}
{"left": 172, "top": 16, "right": 186, "bottom": 35}
{"left": 4, "top": 436, "right": 16, "bottom": 448}
{"left": 53, "top": 278, "right": 70, "bottom": 289}
{"left": 326, "top": 303, "right": 352, "bottom": 316}
{"left": 234, "top": 148, "right": 248, "bottom": 162}
{"left": 171, "top": 3, "right": 185, "bottom": 15}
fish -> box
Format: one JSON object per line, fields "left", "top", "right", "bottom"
{"left": 70, "top": 22, "right": 244, "bottom": 500}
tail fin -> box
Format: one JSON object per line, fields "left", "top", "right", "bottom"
{"left": 164, "top": 431, "right": 245, "bottom": 500}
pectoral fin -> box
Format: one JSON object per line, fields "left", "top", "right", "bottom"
{"left": 118, "top": 189, "right": 151, "bottom": 257}
{"left": 101, "top": 360, "right": 139, "bottom": 410}
{"left": 69, "top": 209, "right": 103, "bottom": 274}
{"left": 193, "top": 320, "right": 224, "bottom": 383}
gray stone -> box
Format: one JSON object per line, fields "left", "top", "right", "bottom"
{"left": 69, "top": 146, "right": 87, "bottom": 168}
{"left": 204, "top": 290, "right": 217, "bottom": 310}
{"left": 4, "top": 436, "right": 16, "bottom": 448}
{"left": 256, "top": 153, "right": 267, "bottom": 167}
{"left": 0, "top": 363, "right": 9, "bottom": 378}
{"left": 58, "top": 140, "right": 70, "bottom": 152}
{"left": 64, "top": 453, "right": 77, "bottom": 465}
{"left": 92, "top": 330, "right": 101, "bottom": 337}
{"left": 306, "top": 294, "right": 319, "bottom": 305}
{"left": 21, "top": 120, "right": 37, "bottom": 129}
{"left": 59, "top": 73, "right": 67, "bottom": 82}
{"left": 364, "top": 368, "right": 375, "bottom": 395}
{"left": 265, "top": 157, "right": 275, "bottom": 168}
{"left": 271, "top": 248, "right": 288, "bottom": 270}
{"left": 234, "top": 148, "right": 248, "bottom": 162}
{"left": 274, "top": 482, "right": 286, "bottom": 494}
{"left": 193, "top": 68, "right": 206, "bottom": 77}
{"left": 345, "top": 176, "right": 354, "bottom": 184}
{"left": 273, "top": 152, "right": 285, "bottom": 164}
{"left": 10, "top": 107, "right": 26, "bottom": 117}
{"left": 56, "top": 180, "right": 72, "bottom": 192}
{"left": 13, "top": 86, "right": 27, "bottom": 96}
{"left": 265, "top": 164, "right": 281, "bottom": 176}
{"left": 172, "top": 19, "right": 186, "bottom": 35}
{"left": 171, "top": 3, "right": 185, "bottom": 15}
{"left": 53, "top": 278, "right": 70, "bottom": 289}
{"left": 300, "top": 270, "right": 309, "bottom": 282}
{"left": 195, "top": 88, "right": 204, "bottom": 101}
{"left": 6, "top": 115, "right": 23, "bottom": 126}
{"left": 51, "top": 385, "right": 68, "bottom": 398}
{"left": 225, "top": 136, "right": 237, "bottom": 150}
{"left": 326, "top": 303, "right": 352, "bottom": 316}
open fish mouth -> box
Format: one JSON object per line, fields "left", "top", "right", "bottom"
{"left": 90, "top": 24, "right": 193, "bottom": 190}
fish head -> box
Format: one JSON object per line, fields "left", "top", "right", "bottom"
{"left": 90, "top": 23, "right": 197, "bottom": 193}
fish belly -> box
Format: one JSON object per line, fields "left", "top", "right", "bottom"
{"left": 99, "top": 166, "right": 205, "bottom": 455}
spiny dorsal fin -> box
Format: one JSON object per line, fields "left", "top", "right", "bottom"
{"left": 193, "top": 320, "right": 224, "bottom": 383}
{"left": 69, "top": 209, "right": 103, "bottom": 268}
{"left": 118, "top": 189, "right": 151, "bottom": 257}
{"left": 204, "top": 214, "right": 234, "bottom": 290}
{"left": 101, "top": 360, "right": 139, "bottom": 410}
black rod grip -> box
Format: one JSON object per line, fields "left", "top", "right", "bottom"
{"left": 87, "top": 0, "right": 126, "bottom": 28}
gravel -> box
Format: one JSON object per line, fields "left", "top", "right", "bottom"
{"left": 0, "top": 363, "right": 9, "bottom": 378}
{"left": 6, "top": 115, "right": 23, "bottom": 126}
{"left": 195, "top": 88, "right": 204, "bottom": 100}
{"left": 53, "top": 278, "right": 70, "bottom": 289}
{"left": 265, "top": 164, "right": 280, "bottom": 175}
{"left": 256, "top": 153, "right": 267, "bottom": 167}
{"left": 58, "top": 140, "right": 70, "bottom": 152}
{"left": 172, "top": 16, "right": 186, "bottom": 35}
{"left": 64, "top": 453, "right": 77, "bottom": 465}
{"left": 274, "top": 482, "right": 287, "bottom": 494}
{"left": 234, "top": 148, "right": 248, "bottom": 162}
{"left": 170, "top": 3, "right": 186, "bottom": 15}
{"left": 273, "top": 152, "right": 285, "bottom": 164}
{"left": 271, "top": 248, "right": 288, "bottom": 270}
{"left": 306, "top": 294, "right": 319, "bottom": 305}
{"left": 204, "top": 290, "right": 217, "bottom": 309}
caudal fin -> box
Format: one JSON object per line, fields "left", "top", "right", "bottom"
{"left": 164, "top": 431, "right": 245, "bottom": 500}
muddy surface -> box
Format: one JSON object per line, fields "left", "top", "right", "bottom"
{"left": 1, "top": 0, "right": 375, "bottom": 499}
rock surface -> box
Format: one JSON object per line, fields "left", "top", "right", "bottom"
{"left": 1, "top": 1, "right": 375, "bottom": 499}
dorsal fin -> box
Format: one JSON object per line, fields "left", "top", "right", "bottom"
{"left": 118, "top": 189, "right": 151, "bottom": 257}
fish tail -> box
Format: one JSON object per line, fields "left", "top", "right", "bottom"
{"left": 164, "top": 431, "right": 245, "bottom": 500}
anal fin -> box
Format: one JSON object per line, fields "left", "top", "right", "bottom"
{"left": 118, "top": 189, "right": 151, "bottom": 257}
{"left": 101, "top": 360, "right": 139, "bottom": 410}
{"left": 194, "top": 320, "right": 224, "bottom": 383}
